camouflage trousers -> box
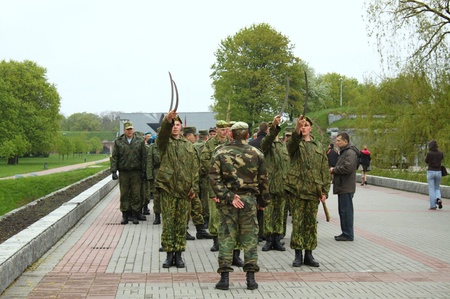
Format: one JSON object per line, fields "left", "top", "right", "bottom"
{"left": 159, "top": 190, "right": 189, "bottom": 252}
{"left": 187, "top": 196, "right": 204, "bottom": 226}
{"left": 118, "top": 170, "right": 142, "bottom": 212}
{"left": 199, "top": 177, "right": 209, "bottom": 218}
{"left": 287, "top": 193, "right": 319, "bottom": 250}
{"left": 283, "top": 198, "right": 291, "bottom": 236}
{"left": 263, "top": 193, "right": 286, "bottom": 235}
{"left": 208, "top": 196, "right": 219, "bottom": 236}
{"left": 217, "top": 193, "right": 259, "bottom": 273}
{"left": 141, "top": 180, "right": 151, "bottom": 209}
{"left": 151, "top": 183, "right": 161, "bottom": 214}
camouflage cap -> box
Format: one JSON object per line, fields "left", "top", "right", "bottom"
{"left": 303, "top": 116, "right": 313, "bottom": 126}
{"left": 216, "top": 120, "right": 228, "bottom": 128}
{"left": 183, "top": 126, "right": 197, "bottom": 135}
{"left": 199, "top": 130, "right": 208, "bottom": 136}
{"left": 284, "top": 127, "right": 294, "bottom": 136}
{"left": 124, "top": 121, "right": 134, "bottom": 130}
{"left": 174, "top": 115, "right": 183, "bottom": 124}
{"left": 209, "top": 127, "right": 216, "bottom": 132}
{"left": 231, "top": 121, "right": 248, "bottom": 130}
{"left": 227, "top": 121, "right": 236, "bottom": 128}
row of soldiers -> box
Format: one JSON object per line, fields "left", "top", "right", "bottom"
{"left": 110, "top": 111, "right": 331, "bottom": 291}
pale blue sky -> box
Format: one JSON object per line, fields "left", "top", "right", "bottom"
{"left": 0, "top": 0, "right": 381, "bottom": 116}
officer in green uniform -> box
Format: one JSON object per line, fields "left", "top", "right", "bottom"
{"left": 156, "top": 111, "right": 199, "bottom": 268}
{"left": 141, "top": 132, "right": 152, "bottom": 215}
{"left": 209, "top": 121, "right": 270, "bottom": 291}
{"left": 110, "top": 121, "right": 147, "bottom": 225}
{"left": 146, "top": 128, "right": 161, "bottom": 225}
{"left": 285, "top": 116, "right": 330, "bottom": 267}
{"left": 183, "top": 126, "right": 212, "bottom": 240}
{"left": 260, "top": 115, "right": 290, "bottom": 251}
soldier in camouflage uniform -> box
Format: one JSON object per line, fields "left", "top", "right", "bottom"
{"left": 282, "top": 127, "right": 294, "bottom": 237}
{"left": 110, "top": 121, "right": 147, "bottom": 225}
{"left": 260, "top": 115, "right": 290, "bottom": 251}
{"left": 194, "top": 130, "right": 210, "bottom": 225}
{"left": 141, "top": 132, "right": 152, "bottom": 215}
{"left": 209, "top": 121, "right": 270, "bottom": 291}
{"left": 285, "top": 116, "right": 330, "bottom": 268}
{"left": 183, "top": 126, "right": 212, "bottom": 240}
{"left": 156, "top": 111, "right": 199, "bottom": 268}
{"left": 146, "top": 130, "right": 161, "bottom": 225}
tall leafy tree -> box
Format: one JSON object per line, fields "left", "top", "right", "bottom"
{"left": 66, "top": 112, "right": 101, "bottom": 131}
{"left": 0, "top": 60, "right": 61, "bottom": 164}
{"left": 210, "top": 23, "right": 298, "bottom": 127}
{"left": 365, "top": 0, "right": 450, "bottom": 73}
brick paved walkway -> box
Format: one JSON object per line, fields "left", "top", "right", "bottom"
{"left": 2, "top": 183, "right": 450, "bottom": 298}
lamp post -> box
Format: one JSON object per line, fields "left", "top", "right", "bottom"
{"left": 339, "top": 78, "right": 343, "bottom": 107}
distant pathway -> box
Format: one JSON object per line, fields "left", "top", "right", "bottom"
{"left": 0, "top": 158, "right": 110, "bottom": 180}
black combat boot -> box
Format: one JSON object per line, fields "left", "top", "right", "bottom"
{"left": 153, "top": 213, "right": 161, "bottom": 225}
{"left": 215, "top": 272, "right": 229, "bottom": 290}
{"left": 129, "top": 211, "right": 139, "bottom": 225}
{"left": 195, "top": 224, "right": 213, "bottom": 239}
{"left": 186, "top": 231, "right": 195, "bottom": 240}
{"left": 203, "top": 216, "right": 209, "bottom": 228}
{"left": 292, "top": 250, "right": 302, "bottom": 267}
{"left": 272, "top": 234, "right": 286, "bottom": 251}
{"left": 210, "top": 236, "right": 219, "bottom": 252}
{"left": 232, "top": 250, "right": 244, "bottom": 267}
{"left": 304, "top": 250, "right": 320, "bottom": 267}
{"left": 246, "top": 272, "right": 258, "bottom": 290}
{"left": 261, "top": 234, "right": 273, "bottom": 251}
{"left": 120, "top": 211, "right": 129, "bottom": 225}
{"left": 142, "top": 204, "right": 150, "bottom": 215}
{"left": 162, "top": 252, "right": 174, "bottom": 268}
{"left": 135, "top": 211, "right": 147, "bottom": 221}
{"left": 174, "top": 251, "right": 185, "bottom": 268}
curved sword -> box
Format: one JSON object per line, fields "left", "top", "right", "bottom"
{"left": 168, "top": 72, "right": 179, "bottom": 112}
{"left": 303, "top": 70, "right": 308, "bottom": 116}
{"left": 279, "top": 76, "right": 289, "bottom": 115}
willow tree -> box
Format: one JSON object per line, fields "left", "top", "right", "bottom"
{"left": 210, "top": 23, "right": 298, "bottom": 127}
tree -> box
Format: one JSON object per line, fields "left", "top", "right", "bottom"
{"left": 66, "top": 112, "right": 101, "bottom": 131}
{"left": 210, "top": 23, "right": 299, "bottom": 127}
{"left": 365, "top": 0, "right": 450, "bottom": 73}
{"left": 0, "top": 60, "right": 61, "bottom": 164}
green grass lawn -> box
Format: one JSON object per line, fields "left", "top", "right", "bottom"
{"left": 0, "top": 154, "right": 110, "bottom": 178}
{"left": 0, "top": 163, "right": 110, "bottom": 216}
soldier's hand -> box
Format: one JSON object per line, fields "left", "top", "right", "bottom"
{"left": 232, "top": 195, "right": 244, "bottom": 209}
{"left": 211, "top": 197, "right": 220, "bottom": 203}
{"left": 273, "top": 115, "right": 281, "bottom": 127}
{"left": 111, "top": 171, "right": 118, "bottom": 180}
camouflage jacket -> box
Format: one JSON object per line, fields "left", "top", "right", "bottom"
{"left": 260, "top": 125, "right": 290, "bottom": 196}
{"left": 200, "top": 135, "right": 230, "bottom": 196}
{"left": 285, "top": 131, "right": 330, "bottom": 200}
{"left": 209, "top": 140, "right": 270, "bottom": 208}
{"left": 110, "top": 133, "right": 146, "bottom": 173}
{"left": 146, "top": 143, "right": 161, "bottom": 180}
{"left": 155, "top": 117, "right": 199, "bottom": 197}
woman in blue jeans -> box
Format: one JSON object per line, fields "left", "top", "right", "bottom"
{"left": 425, "top": 140, "right": 444, "bottom": 210}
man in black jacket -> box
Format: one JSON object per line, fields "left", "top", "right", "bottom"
{"left": 329, "top": 132, "right": 358, "bottom": 241}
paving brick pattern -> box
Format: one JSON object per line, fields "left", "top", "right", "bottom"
{"left": 2, "top": 184, "right": 450, "bottom": 299}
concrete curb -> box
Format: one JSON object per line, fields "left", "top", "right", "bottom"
{"left": 0, "top": 176, "right": 118, "bottom": 294}
{"left": 358, "top": 174, "right": 450, "bottom": 199}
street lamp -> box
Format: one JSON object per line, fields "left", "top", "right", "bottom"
{"left": 339, "top": 78, "right": 343, "bottom": 107}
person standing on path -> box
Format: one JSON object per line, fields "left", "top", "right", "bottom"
{"left": 209, "top": 121, "right": 270, "bottom": 291}
{"left": 359, "top": 145, "right": 371, "bottom": 186}
{"left": 260, "top": 115, "right": 289, "bottom": 252}
{"left": 425, "top": 140, "right": 444, "bottom": 210}
{"left": 330, "top": 132, "right": 359, "bottom": 241}
{"left": 284, "top": 115, "right": 330, "bottom": 267}
{"left": 156, "top": 111, "right": 199, "bottom": 268}
{"left": 110, "top": 121, "right": 147, "bottom": 225}
{"left": 146, "top": 128, "right": 162, "bottom": 225}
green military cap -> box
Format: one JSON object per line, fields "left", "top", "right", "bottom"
{"left": 123, "top": 121, "right": 133, "bottom": 130}
{"left": 231, "top": 121, "right": 249, "bottom": 130}
{"left": 199, "top": 130, "right": 208, "bottom": 136}
{"left": 303, "top": 116, "right": 313, "bottom": 126}
{"left": 209, "top": 127, "right": 216, "bottom": 133}
{"left": 216, "top": 120, "right": 228, "bottom": 128}
{"left": 174, "top": 115, "right": 183, "bottom": 124}
{"left": 227, "top": 121, "right": 236, "bottom": 127}
{"left": 183, "top": 126, "right": 197, "bottom": 135}
{"left": 284, "top": 127, "right": 294, "bottom": 136}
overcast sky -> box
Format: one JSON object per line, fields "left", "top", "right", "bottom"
{"left": 0, "top": 0, "right": 382, "bottom": 116}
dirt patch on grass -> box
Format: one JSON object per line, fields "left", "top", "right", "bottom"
{"left": 0, "top": 170, "right": 110, "bottom": 245}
